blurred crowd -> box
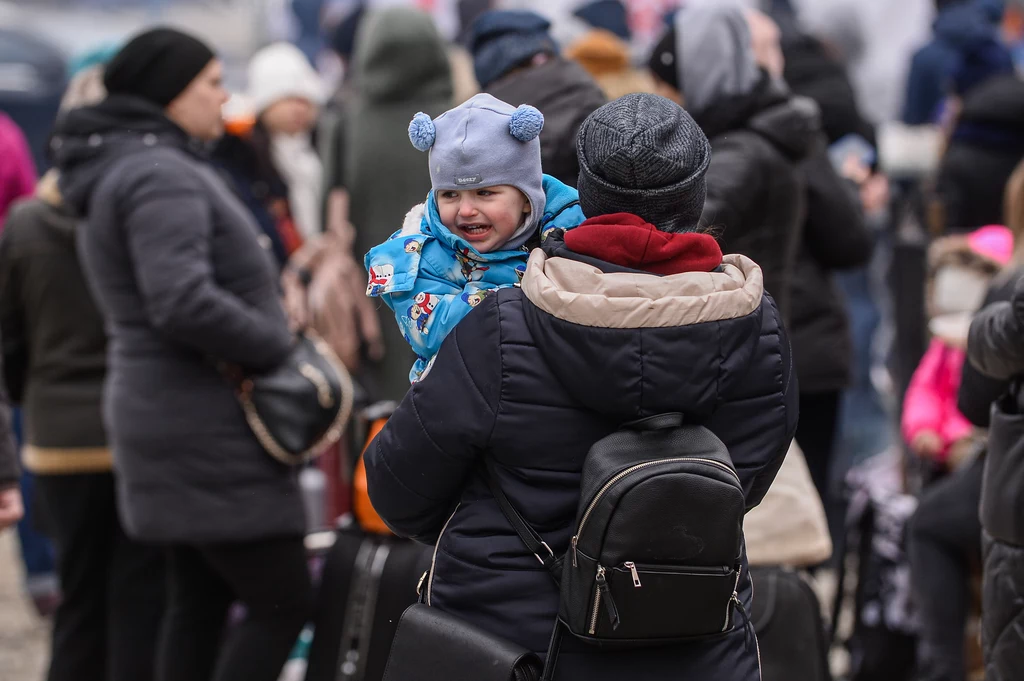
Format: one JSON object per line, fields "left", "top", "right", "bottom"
{"left": 0, "top": 1, "right": 1023, "bottom": 680}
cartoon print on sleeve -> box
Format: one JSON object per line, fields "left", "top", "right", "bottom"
{"left": 408, "top": 291, "right": 439, "bottom": 334}
{"left": 366, "top": 263, "right": 395, "bottom": 296}
{"left": 404, "top": 238, "right": 422, "bottom": 254}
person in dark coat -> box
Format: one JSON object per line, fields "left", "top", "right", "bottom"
{"left": 963, "top": 270, "right": 1024, "bottom": 681}
{"left": 468, "top": 10, "right": 607, "bottom": 188}
{"left": 1, "top": 177, "right": 167, "bottom": 680}
{"left": 365, "top": 93, "right": 798, "bottom": 680}
{"left": 934, "top": 74, "right": 1024, "bottom": 234}
{"left": 907, "top": 257, "right": 1022, "bottom": 681}
{"left": 0, "top": 67, "right": 166, "bottom": 681}
{"left": 747, "top": 8, "right": 876, "bottom": 530}
{"left": 51, "top": 28, "right": 312, "bottom": 681}
{"left": 647, "top": 3, "right": 816, "bottom": 318}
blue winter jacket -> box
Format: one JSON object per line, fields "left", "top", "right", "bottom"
{"left": 364, "top": 233, "right": 798, "bottom": 680}
{"left": 364, "top": 175, "right": 583, "bottom": 382}
{"left": 903, "top": 1, "right": 1004, "bottom": 125}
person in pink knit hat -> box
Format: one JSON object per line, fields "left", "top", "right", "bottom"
{"left": 902, "top": 224, "right": 1014, "bottom": 469}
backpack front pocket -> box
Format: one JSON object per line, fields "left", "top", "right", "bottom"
{"left": 587, "top": 562, "right": 741, "bottom": 640}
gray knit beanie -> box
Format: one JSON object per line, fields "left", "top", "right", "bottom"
{"left": 410, "top": 93, "right": 546, "bottom": 249}
{"left": 576, "top": 93, "right": 711, "bottom": 233}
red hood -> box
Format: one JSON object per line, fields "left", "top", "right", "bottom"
{"left": 564, "top": 213, "right": 722, "bottom": 275}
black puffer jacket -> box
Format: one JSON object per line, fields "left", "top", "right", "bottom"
{"left": 789, "top": 150, "right": 872, "bottom": 392}
{"left": 936, "top": 75, "right": 1024, "bottom": 233}
{"left": 966, "top": 271, "right": 1024, "bottom": 680}
{"left": 365, "top": 228, "right": 798, "bottom": 679}
{"left": 698, "top": 79, "right": 818, "bottom": 318}
{"left": 486, "top": 57, "right": 606, "bottom": 188}
{"left": 52, "top": 96, "right": 303, "bottom": 543}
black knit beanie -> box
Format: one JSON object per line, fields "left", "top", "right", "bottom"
{"left": 103, "top": 28, "right": 216, "bottom": 107}
{"left": 576, "top": 94, "right": 711, "bottom": 233}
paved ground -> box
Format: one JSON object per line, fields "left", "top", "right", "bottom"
{"left": 0, "top": 531, "right": 49, "bottom": 681}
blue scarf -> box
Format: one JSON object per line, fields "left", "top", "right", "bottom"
{"left": 365, "top": 175, "right": 583, "bottom": 382}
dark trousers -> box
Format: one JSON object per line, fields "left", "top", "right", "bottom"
{"left": 157, "top": 536, "right": 314, "bottom": 681}
{"left": 907, "top": 458, "right": 984, "bottom": 681}
{"left": 35, "top": 472, "right": 166, "bottom": 681}
{"left": 795, "top": 390, "right": 841, "bottom": 506}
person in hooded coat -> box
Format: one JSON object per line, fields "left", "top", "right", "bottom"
{"left": 648, "top": 4, "right": 816, "bottom": 318}
{"left": 365, "top": 93, "right": 797, "bottom": 681}
{"left": 468, "top": 10, "right": 607, "bottom": 188}
{"left": 343, "top": 7, "right": 454, "bottom": 403}
{"left": 745, "top": 7, "right": 875, "bottom": 541}
{"left": 51, "top": 28, "right": 312, "bottom": 681}
{"left": 903, "top": 0, "right": 1007, "bottom": 125}
{"left": 0, "top": 64, "right": 167, "bottom": 681}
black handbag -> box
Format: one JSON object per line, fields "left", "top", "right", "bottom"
{"left": 381, "top": 462, "right": 559, "bottom": 681}
{"left": 382, "top": 604, "right": 543, "bottom": 681}
{"left": 232, "top": 331, "right": 354, "bottom": 466}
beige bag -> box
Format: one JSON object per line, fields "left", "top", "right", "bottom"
{"left": 283, "top": 221, "right": 383, "bottom": 372}
{"left": 744, "top": 441, "right": 832, "bottom": 567}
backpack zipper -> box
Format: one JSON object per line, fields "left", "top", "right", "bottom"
{"left": 723, "top": 566, "right": 743, "bottom": 631}
{"left": 571, "top": 456, "right": 740, "bottom": 567}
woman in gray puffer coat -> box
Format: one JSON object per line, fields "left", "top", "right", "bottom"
{"left": 52, "top": 29, "right": 312, "bottom": 681}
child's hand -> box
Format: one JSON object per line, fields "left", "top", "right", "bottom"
{"left": 0, "top": 486, "right": 24, "bottom": 530}
{"left": 911, "top": 429, "right": 944, "bottom": 459}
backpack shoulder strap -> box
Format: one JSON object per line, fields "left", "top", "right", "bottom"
{"left": 483, "top": 458, "right": 562, "bottom": 586}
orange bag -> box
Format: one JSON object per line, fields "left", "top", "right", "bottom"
{"left": 353, "top": 418, "right": 393, "bottom": 536}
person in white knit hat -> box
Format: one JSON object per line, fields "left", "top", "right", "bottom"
{"left": 246, "top": 42, "right": 326, "bottom": 241}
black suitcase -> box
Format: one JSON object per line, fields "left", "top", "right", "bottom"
{"left": 306, "top": 529, "right": 431, "bottom": 681}
{"left": 750, "top": 566, "right": 832, "bottom": 681}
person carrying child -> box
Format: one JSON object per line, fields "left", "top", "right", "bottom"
{"left": 364, "top": 93, "right": 585, "bottom": 382}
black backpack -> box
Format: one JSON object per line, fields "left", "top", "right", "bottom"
{"left": 487, "top": 413, "right": 749, "bottom": 675}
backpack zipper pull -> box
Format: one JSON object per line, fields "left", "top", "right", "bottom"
{"left": 571, "top": 535, "right": 578, "bottom": 568}
{"left": 731, "top": 592, "right": 754, "bottom": 650}
{"left": 595, "top": 566, "right": 620, "bottom": 630}
{"left": 624, "top": 561, "right": 642, "bottom": 588}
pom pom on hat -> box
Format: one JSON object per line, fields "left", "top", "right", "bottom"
{"left": 509, "top": 105, "right": 544, "bottom": 142}
{"left": 409, "top": 112, "right": 436, "bottom": 152}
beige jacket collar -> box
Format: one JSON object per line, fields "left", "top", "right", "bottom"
{"left": 521, "top": 250, "right": 764, "bottom": 329}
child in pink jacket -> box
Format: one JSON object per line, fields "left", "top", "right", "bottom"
{"left": 902, "top": 225, "right": 1013, "bottom": 467}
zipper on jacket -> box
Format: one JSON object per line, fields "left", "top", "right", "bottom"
{"left": 426, "top": 504, "right": 460, "bottom": 607}
{"left": 572, "top": 456, "right": 741, "bottom": 567}
{"left": 624, "top": 561, "right": 642, "bottom": 587}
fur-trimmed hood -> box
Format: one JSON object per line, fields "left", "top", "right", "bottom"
{"left": 927, "top": 225, "right": 1013, "bottom": 340}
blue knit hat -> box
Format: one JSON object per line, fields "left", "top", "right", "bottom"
{"left": 574, "top": 0, "right": 631, "bottom": 41}
{"left": 409, "top": 93, "right": 546, "bottom": 250}
{"left": 468, "top": 10, "right": 558, "bottom": 88}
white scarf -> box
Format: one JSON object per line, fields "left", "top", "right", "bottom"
{"left": 271, "top": 133, "right": 323, "bottom": 240}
